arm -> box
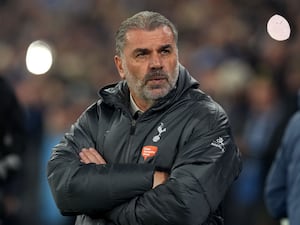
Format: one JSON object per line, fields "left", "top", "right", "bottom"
{"left": 264, "top": 145, "right": 287, "bottom": 219}
{"left": 287, "top": 134, "right": 300, "bottom": 225}
{"left": 79, "top": 148, "right": 168, "bottom": 189}
{"left": 105, "top": 109, "right": 242, "bottom": 225}
{"left": 47, "top": 103, "right": 155, "bottom": 216}
{"left": 265, "top": 112, "right": 300, "bottom": 224}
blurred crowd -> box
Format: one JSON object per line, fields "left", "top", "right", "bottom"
{"left": 1, "top": 0, "right": 300, "bottom": 225}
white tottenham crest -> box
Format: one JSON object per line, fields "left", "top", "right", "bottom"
{"left": 152, "top": 122, "right": 167, "bottom": 142}
{"left": 210, "top": 137, "right": 225, "bottom": 152}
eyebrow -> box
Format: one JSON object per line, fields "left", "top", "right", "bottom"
{"left": 159, "top": 44, "right": 172, "bottom": 51}
{"left": 132, "top": 48, "right": 149, "bottom": 55}
{"left": 132, "top": 44, "right": 173, "bottom": 55}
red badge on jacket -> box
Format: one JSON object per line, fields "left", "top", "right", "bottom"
{"left": 141, "top": 146, "right": 158, "bottom": 160}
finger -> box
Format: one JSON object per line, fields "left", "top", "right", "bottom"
{"left": 88, "top": 148, "right": 106, "bottom": 164}
{"left": 81, "top": 149, "right": 100, "bottom": 164}
{"left": 80, "top": 148, "right": 97, "bottom": 164}
{"left": 79, "top": 148, "right": 106, "bottom": 165}
{"left": 79, "top": 151, "right": 90, "bottom": 164}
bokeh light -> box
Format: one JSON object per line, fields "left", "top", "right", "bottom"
{"left": 267, "top": 14, "right": 291, "bottom": 41}
{"left": 26, "top": 40, "right": 53, "bottom": 75}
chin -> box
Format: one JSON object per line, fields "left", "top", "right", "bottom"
{"left": 145, "top": 87, "right": 170, "bottom": 100}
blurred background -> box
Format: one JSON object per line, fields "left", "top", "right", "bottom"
{"left": 0, "top": 0, "right": 300, "bottom": 225}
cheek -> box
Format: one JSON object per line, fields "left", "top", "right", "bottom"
{"left": 169, "top": 56, "right": 178, "bottom": 69}
{"left": 127, "top": 63, "right": 146, "bottom": 79}
{"left": 163, "top": 55, "right": 177, "bottom": 71}
{"left": 167, "top": 59, "right": 179, "bottom": 75}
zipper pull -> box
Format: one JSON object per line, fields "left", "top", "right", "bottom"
{"left": 130, "top": 111, "right": 141, "bottom": 134}
{"left": 130, "top": 119, "right": 137, "bottom": 134}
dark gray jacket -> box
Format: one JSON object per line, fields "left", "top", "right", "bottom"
{"left": 47, "top": 65, "right": 242, "bottom": 225}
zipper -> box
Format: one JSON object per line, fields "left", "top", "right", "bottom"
{"left": 130, "top": 118, "right": 137, "bottom": 134}
{"left": 130, "top": 111, "right": 142, "bottom": 134}
{"left": 124, "top": 116, "right": 138, "bottom": 162}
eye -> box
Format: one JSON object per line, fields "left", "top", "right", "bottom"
{"left": 136, "top": 52, "right": 146, "bottom": 58}
{"left": 135, "top": 49, "right": 149, "bottom": 58}
{"left": 160, "top": 48, "right": 171, "bottom": 55}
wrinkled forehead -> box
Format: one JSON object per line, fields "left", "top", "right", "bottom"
{"left": 124, "top": 26, "right": 175, "bottom": 48}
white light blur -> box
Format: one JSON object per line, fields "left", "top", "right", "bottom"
{"left": 267, "top": 14, "right": 291, "bottom": 41}
{"left": 26, "top": 40, "right": 53, "bottom": 75}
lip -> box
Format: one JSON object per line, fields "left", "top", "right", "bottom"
{"left": 146, "top": 77, "right": 167, "bottom": 84}
{"left": 146, "top": 76, "right": 168, "bottom": 82}
{"left": 149, "top": 77, "right": 166, "bottom": 81}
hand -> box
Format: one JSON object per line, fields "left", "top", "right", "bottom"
{"left": 152, "top": 171, "right": 169, "bottom": 188}
{"left": 79, "top": 148, "right": 106, "bottom": 165}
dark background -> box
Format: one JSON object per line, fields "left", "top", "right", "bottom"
{"left": 1, "top": 0, "right": 300, "bottom": 224}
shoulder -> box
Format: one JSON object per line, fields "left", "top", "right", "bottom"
{"left": 184, "top": 88, "right": 229, "bottom": 129}
{"left": 288, "top": 110, "right": 300, "bottom": 127}
{"left": 282, "top": 110, "right": 300, "bottom": 147}
{"left": 284, "top": 111, "right": 300, "bottom": 138}
{"left": 188, "top": 89, "right": 227, "bottom": 116}
{"left": 274, "top": 110, "right": 300, "bottom": 164}
{"left": 76, "top": 100, "right": 102, "bottom": 124}
{"left": 82, "top": 99, "right": 117, "bottom": 123}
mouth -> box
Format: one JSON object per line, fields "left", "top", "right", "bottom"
{"left": 144, "top": 70, "right": 169, "bottom": 86}
{"left": 146, "top": 77, "right": 168, "bottom": 85}
{"left": 148, "top": 76, "right": 167, "bottom": 81}
{"left": 145, "top": 74, "right": 168, "bottom": 81}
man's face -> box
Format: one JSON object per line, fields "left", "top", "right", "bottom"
{"left": 114, "top": 26, "right": 179, "bottom": 110}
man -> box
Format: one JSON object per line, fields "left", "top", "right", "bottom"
{"left": 265, "top": 93, "right": 300, "bottom": 225}
{"left": 0, "top": 76, "right": 26, "bottom": 225}
{"left": 47, "top": 11, "right": 242, "bottom": 225}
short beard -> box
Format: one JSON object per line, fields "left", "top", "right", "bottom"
{"left": 123, "top": 63, "right": 179, "bottom": 106}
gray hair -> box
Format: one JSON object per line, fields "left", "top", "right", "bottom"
{"left": 115, "top": 11, "right": 178, "bottom": 56}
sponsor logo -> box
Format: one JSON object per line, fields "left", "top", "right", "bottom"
{"left": 211, "top": 137, "right": 225, "bottom": 152}
{"left": 141, "top": 146, "right": 158, "bottom": 160}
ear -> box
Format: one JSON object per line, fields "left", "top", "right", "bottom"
{"left": 114, "top": 55, "right": 125, "bottom": 80}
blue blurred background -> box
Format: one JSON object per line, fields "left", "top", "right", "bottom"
{"left": 1, "top": 0, "right": 300, "bottom": 225}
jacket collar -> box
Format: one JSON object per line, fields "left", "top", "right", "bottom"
{"left": 99, "top": 64, "right": 199, "bottom": 114}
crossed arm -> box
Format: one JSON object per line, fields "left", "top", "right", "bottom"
{"left": 79, "top": 148, "right": 169, "bottom": 189}
{"left": 48, "top": 104, "right": 241, "bottom": 225}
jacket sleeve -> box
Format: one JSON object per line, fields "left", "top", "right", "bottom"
{"left": 265, "top": 112, "right": 300, "bottom": 224}
{"left": 105, "top": 105, "right": 242, "bottom": 225}
{"left": 47, "top": 102, "right": 155, "bottom": 216}
{"left": 264, "top": 145, "right": 287, "bottom": 219}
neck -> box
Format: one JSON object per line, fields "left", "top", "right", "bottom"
{"left": 131, "top": 94, "right": 155, "bottom": 112}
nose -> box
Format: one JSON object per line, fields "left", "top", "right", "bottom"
{"left": 149, "top": 53, "right": 163, "bottom": 70}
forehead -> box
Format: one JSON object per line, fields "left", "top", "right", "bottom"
{"left": 124, "top": 26, "right": 175, "bottom": 50}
